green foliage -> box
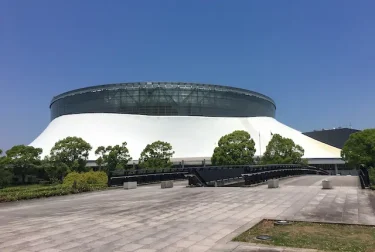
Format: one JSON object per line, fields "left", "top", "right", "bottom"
{"left": 0, "top": 183, "right": 106, "bottom": 202}
{"left": 84, "top": 170, "right": 108, "bottom": 185}
{"left": 62, "top": 171, "right": 85, "bottom": 185}
{"left": 211, "top": 130, "right": 256, "bottom": 166}
{"left": 95, "top": 142, "right": 132, "bottom": 174}
{"left": 50, "top": 136, "right": 92, "bottom": 172}
{"left": 261, "top": 134, "right": 305, "bottom": 165}
{"left": 63, "top": 171, "right": 108, "bottom": 187}
{"left": 368, "top": 167, "right": 375, "bottom": 186}
{"left": 95, "top": 146, "right": 106, "bottom": 169}
{"left": 6, "top": 145, "right": 42, "bottom": 183}
{"left": 341, "top": 129, "right": 375, "bottom": 168}
{"left": 0, "top": 168, "right": 13, "bottom": 188}
{"left": 0, "top": 149, "right": 13, "bottom": 188}
{"left": 106, "top": 143, "right": 132, "bottom": 171}
{"left": 0, "top": 185, "right": 71, "bottom": 202}
{"left": 299, "top": 158, "right": 309, "bottom": 166}
{"left": 139, "top": 141, "right": 174, "bottom": 169}
{"left": 41, "top": 156, "right": 68, "bottom": 182}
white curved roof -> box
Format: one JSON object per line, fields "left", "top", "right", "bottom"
{"left": 30, "top": 114, "right": 341, "bottom": 161}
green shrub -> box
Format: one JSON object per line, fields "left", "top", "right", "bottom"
{"left": 0, "top": 171, "right": 108, "bottom": 203}
{"left": 0, "top": 183, "right": 107, "bottom": 202}
{"left": 63, "top": 172, "right": 85, "bottom": 186}
{"left": 63, "top": 171, "right": 108, "bottom": 187}
{"left": 0, "top": 184, "right": 71, "bottom": 202}
{"left": 0, "top": 184, "right": 47, "bottom": 193}
{"left": 368, "top": 167, "right": 375, "bottom": 186}
{"left": 82, "top": 171, "right": 108, "bottom": 185}
{"left": 0, "top": 169, "right": 13, "bottom": 188}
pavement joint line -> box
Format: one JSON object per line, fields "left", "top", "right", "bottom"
{"left": 0, "top": 176, "right": 373, "bottom": 252}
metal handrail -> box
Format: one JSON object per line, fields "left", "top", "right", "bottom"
{"left": 109, "top": 164, "right": 328, "bottom": 187}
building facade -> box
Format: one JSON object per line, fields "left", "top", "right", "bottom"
{"left": 31, "top": 82, "right": 343, "bottom": 166}
{"left": 303, "top": 128, "right": 360, "bottom": 149}
{"left": 50, "top": 82, "right": 276, "bottom": 120}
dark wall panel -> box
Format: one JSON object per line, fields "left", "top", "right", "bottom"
{"left": 303, "top": 128, "right": 360, "bottom": 149}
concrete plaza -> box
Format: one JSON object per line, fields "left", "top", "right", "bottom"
{"left": 0, "top": 176, "right": 374, "bottom": 252}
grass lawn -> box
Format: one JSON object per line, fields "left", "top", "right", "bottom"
{"left": 233, "top": 219, "right": 375, "bottom": 252}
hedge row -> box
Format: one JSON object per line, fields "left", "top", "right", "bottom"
{"left": 0, "top": 184, "right": 50, "bottom": 193}
{"left": 0, "top": 184, "right": 107, "bottom": 202}
{"left": 0, "top": 171, "right": 109, "bottom": 202}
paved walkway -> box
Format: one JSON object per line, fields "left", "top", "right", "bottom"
{"left": 0, "top": 176, "right": 374, "bottom": 252}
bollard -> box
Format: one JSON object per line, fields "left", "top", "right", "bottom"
{"left": 268, "top": 179, "right": 279, "bottom": 188}
{"left": 123, "top": 181, "right": 137, "bottom": 190}
{"left": 161, "top": 181, "right": 173, "bottom": 189}
{"left": 322, "top": 180, "right": 332, "bottom": 189}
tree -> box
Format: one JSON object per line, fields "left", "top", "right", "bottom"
{"left": 95, "top": 146, "right": 106, "bottom": 170}
{"left": 106, "top": 143, "right": 132, "bottom": 172}
{"left": 341, "top": 129, "right": 375, "bottom": 168}
{"left": 139, "top": 141, "right": 174, "bottom": 169}
{"left": 95, "top": 142, "right": 132, "bottom": 174}
{"left": 0, "top": 149, "right": 13, "bottom": 187}
{"left": 6, "top": 145, "right": 42, "bottom": 183}
{"left": 261, "top": 134, "right": 305, "bottom": 165}
{"left": 41, "top": 156, "right": 69, "bottom": 182}
{"left": 211, "top": 130, "right": 256, "bottom": 166}
{"left": 50, "top": 136, "right": 92, "bottom": 172}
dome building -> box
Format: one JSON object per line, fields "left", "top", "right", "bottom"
{"left": 30, "top": 82, "right": 342, "bottom": 166}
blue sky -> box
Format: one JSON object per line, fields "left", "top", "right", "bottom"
{"left": 1, "top": 0, "right": 374, "bottom": 151}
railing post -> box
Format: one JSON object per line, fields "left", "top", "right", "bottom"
{"left": 334, "top": 164, "right": 338, "bottom": 175}
{"left": 108, "top": 172, "right": 111, "bottom": 187}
